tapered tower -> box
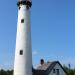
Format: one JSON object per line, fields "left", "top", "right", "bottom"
{"left": 14, "top": 0, "right": 32, "bottom": 75}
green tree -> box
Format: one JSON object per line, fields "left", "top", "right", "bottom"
{"left": 0, "top": 69, "right": 6, "bottom": 75}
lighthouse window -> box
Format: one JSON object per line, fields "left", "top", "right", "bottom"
{"left": 26, "top": 5, "right": 29, "bottom": 9}
{"left": 21, "top": 19, "right": 24, "bottom": 23}
{"left": 19, "top": 7, "right": 21, "bottom": 10}
{"left": 20, "top": 50, "right": 23, "bottom": 55}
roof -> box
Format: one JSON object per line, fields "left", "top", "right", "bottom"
{"left": 37, "top": 61, "right": 56, "bottom": 70}
{"left": 33, "top": 61, "right": 68, "bottom": 75}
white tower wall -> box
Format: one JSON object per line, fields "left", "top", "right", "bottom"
{"left": 14, "top": 1, "right": 32, "bottom": 75}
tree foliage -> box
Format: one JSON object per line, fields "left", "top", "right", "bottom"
{"left": 63, "top": 64, "right": 75, "bottom": 75}
{"left": 0, "top": 70, "right": 13, "bottom": 75}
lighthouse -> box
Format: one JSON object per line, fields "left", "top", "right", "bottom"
{"left": 14, "top": 0, "right": 32, "bottom": 75}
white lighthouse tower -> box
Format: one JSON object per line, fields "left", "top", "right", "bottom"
{"left": 14, "top": 0, "right": 32, "bottom": 75}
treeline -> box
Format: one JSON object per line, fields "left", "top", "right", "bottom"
{"left": 0, "top": 65, "right": 75, "bottom": 75}
{"left": 0, "top": 70, "right": 13, "bottom": 75}
{"left": 63, "top": 64, "right": 75, "bottom": 75}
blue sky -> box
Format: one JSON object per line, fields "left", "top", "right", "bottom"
{"left": 0, "top": 0, "right": 75, "bottom": 69}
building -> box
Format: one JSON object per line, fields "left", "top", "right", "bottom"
{"left": 14, "top": 0, "right": 32, "bottom": 75}
{"left": 33, "top": 59, "right": 68, "bottom": 75}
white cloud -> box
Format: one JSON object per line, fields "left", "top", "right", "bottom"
{"left": 32, "top": 51, "right": 38, "bottom": 55}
